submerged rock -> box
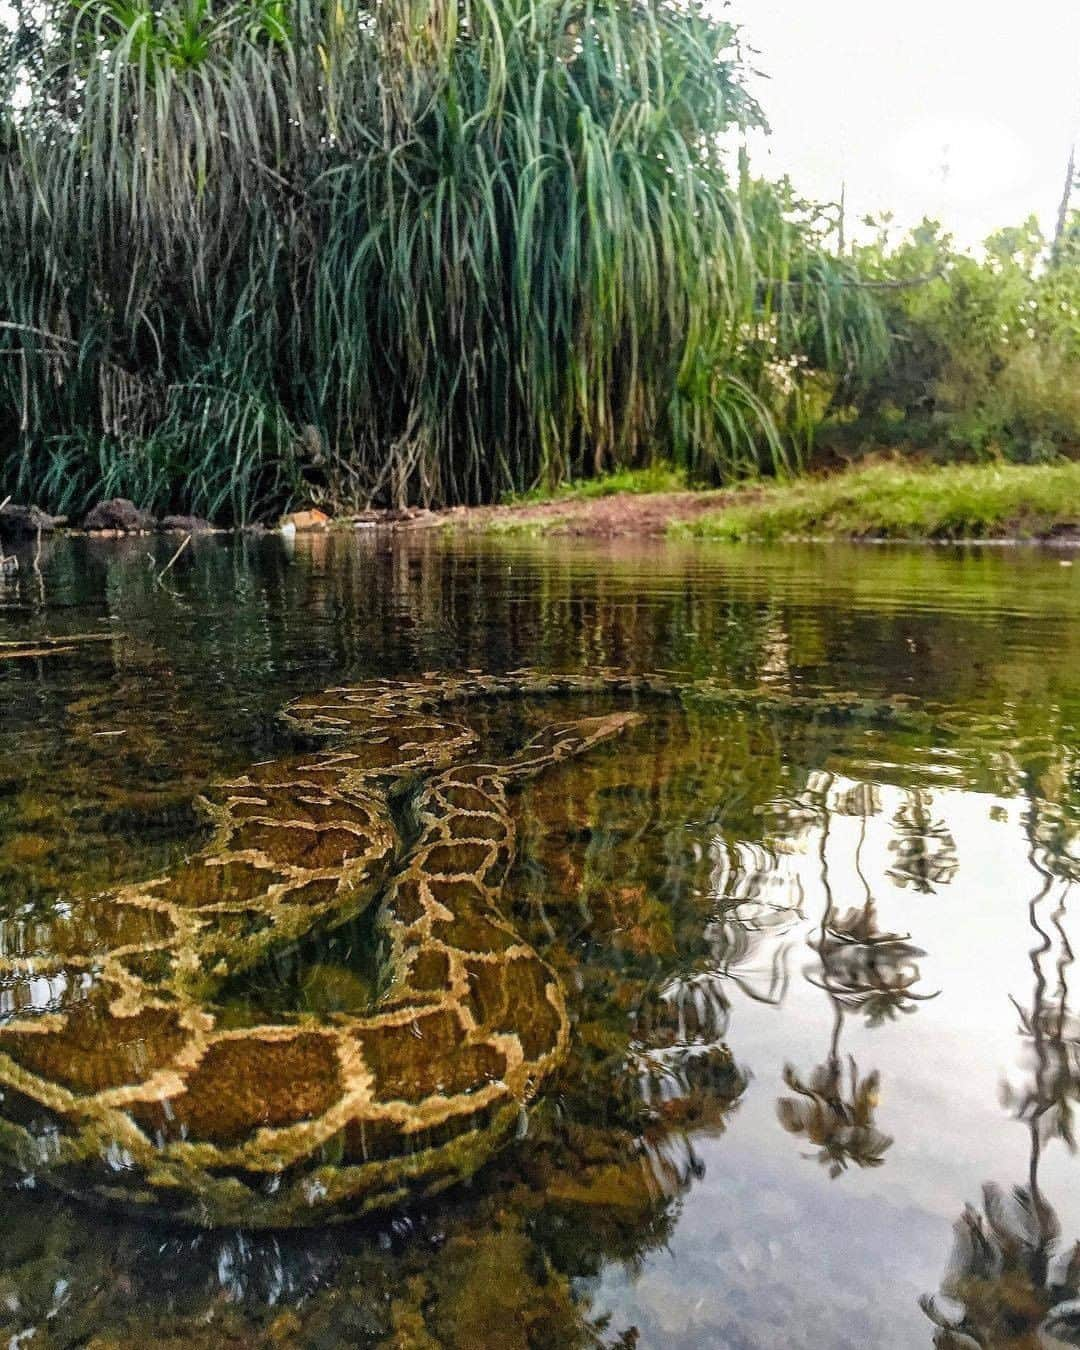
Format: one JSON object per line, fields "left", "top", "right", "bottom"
{"left": 0, "top": 502, "right": 60, "bottom": 538}
{"left": 82, "top": 498, "right": 157, "bottom": 532}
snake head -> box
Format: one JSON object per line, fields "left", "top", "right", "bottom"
{"left": 509, "top": 710, "right": 644, "bottom": 775}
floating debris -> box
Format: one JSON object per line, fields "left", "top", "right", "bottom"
{"left": 0, "top": 633, "right": 114, "bottom": 661}
{"left": 1, "top": 646, "right": 76, "bottom": 660}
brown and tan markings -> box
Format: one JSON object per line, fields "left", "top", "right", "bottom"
{"left": 0, "top": 671, "right": 685, "bottom": 1227}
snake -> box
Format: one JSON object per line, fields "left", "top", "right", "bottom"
{"left": 0, "top": 671, "right": 686, "bottom": 1228}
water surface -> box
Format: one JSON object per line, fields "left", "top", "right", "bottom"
{"left": 0, "top": 532, "right": 1077, "bottom": 1348}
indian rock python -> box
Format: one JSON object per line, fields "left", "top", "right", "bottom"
{"left": 0, "top": 671, "right": 680, "bottom": 1227}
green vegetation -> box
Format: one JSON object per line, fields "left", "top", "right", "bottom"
{"left": 502, "top": 464, "right": 689, "bottom": 505}
{"left": 0, "top": 2, "right": 1076, "bottom": 524}
{"left": 0, "top": 0, "right": 881, "bottom": 523}
{"left": 828, "top": 216, "right": 1080, "bottom": 465}
{"left": 677, "top": 461, "right": 1080, "bottom": 542}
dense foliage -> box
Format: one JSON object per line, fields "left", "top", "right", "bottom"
{"left": 2, "top": 1, "right": 1073, "bottom": 521}
{"left": 0, "top": 0, "right": 884, "bottom": 521}
{"left": 835, "top": 213, "right": 1080, "bottom": 464}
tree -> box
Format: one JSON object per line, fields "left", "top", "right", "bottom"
{"left": 0, "top": 0, "right": 886, "bottom": 520}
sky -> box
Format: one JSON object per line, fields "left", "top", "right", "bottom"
{"left": 727, "top": 0, "right": 1080, "bottom": 247}
{"left": 1, "top": 0, "right": 1076, "bottom": 246}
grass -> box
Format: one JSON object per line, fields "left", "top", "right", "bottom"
{"left": 502, "top": 465, "right": 690, "bottom": 506}
{"left": 467, "top": 516, "right": 563, "bottom": 538}
{"left": 675, "top": 461, "right": 1080, "bottom": 542}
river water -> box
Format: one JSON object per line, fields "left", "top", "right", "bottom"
{"left": 0, "top": 531, "right": 1077, "bottom": 1348}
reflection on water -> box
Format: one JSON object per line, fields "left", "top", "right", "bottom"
{"left": 770, "top": 776, "right": 936, "bottom": 1179}
{"left": 0, "top": 532, "right": 1077, "bottom": 1347}
{"left": 922, "top": 802, "right": 1080, "bottom": 1349}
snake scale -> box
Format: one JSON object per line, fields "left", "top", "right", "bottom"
{"left": 0, "top": 672, "right": 679, "bottom": 1227}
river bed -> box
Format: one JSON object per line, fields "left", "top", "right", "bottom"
{"left": 0, "top": 532, "right": 1077, "bottom": 1348}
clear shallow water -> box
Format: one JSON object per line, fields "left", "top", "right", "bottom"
{"left": 0, "top": 531, "right": 1077, "bottom": 1348}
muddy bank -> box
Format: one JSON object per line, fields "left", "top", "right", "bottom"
{"left": 426, "top": 490, "right": 735, "bottom": 537}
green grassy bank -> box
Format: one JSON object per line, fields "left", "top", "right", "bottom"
{"left": 675, "top": 461, "right": 1080, "bottom": 542}
{"left": 503, "top": 465, "right": 689, "bottom": 505}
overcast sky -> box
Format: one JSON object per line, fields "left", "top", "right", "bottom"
{"left": 728, "top": 0, "right": 1080, "bottom": 247}
{"left": 2, "top": 1, "right": 1075, "bottom": 246}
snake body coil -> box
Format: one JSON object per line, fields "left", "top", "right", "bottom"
{"left": 0, "top": 672, "right": 670, "bottom": 1227}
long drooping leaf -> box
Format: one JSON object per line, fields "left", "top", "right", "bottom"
{"left": 0, "top": 0, "right": 888, "bottom": 519}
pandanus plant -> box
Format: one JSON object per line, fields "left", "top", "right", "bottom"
{"left": 0, "top": 0, "right": 888, "bottom": 521}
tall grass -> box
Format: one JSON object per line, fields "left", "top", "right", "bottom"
{"left": 0, "top": 0, "right": 887, "bottom": 521}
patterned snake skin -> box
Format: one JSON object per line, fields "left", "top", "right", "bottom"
{"left": 0, "top": 672, "right": 678, "bottom": 1227}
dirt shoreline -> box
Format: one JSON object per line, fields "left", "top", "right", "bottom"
{"left": 4, "top": 483, "right": 1078, "bottom": 545}
{"left": 348, "top": 489, "right": 1080, "bottom": 543}
{"left": 0, "top": 490, "right": 743, "bottom": 542}
{"left": 382, "top": 490, "right": 739, "bottom": 538}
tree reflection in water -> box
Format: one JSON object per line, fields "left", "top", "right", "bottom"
{"left": 888, "top": 788, "right": 960, "bottom": 893}
{"left": 775, "top": 773, "right": 936, "bottom": 1176}
{"left": 922, "top": 795, "right": 1080, "bottom": 1348}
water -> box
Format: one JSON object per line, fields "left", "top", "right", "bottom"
{"left": 0, "top": 531, "right": 1077, "bottom": 1348}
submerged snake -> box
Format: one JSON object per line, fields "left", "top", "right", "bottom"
{"left": 0, "top": 672, "right": 684, "bottom": 1228}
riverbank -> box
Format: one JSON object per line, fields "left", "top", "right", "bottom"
{"left": 3, "top": 461, "right": 1077, "bottom": 548}
{"left": 439, "top": 461, "right": 1080, "bottom": 543}
{"left": 677, "top": 461, "right": 1080, "bottom": 543}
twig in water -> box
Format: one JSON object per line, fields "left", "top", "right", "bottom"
{"left": 0, "top": 634, "right": 113, "bottom": 647}
{"left": 157, "top": 533, "right": 192, "bottom": 582}
{"left": 0, "top": 497, "right": 11, "bottom": 577}
{"left": 0, "top": 633, "right": 116, "bottom": 660}
{"left": 31, "top": 525, "right": 45, "bottom": 607}
{"left": 0, "top": 645, "right": 75, "bottom": 661}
